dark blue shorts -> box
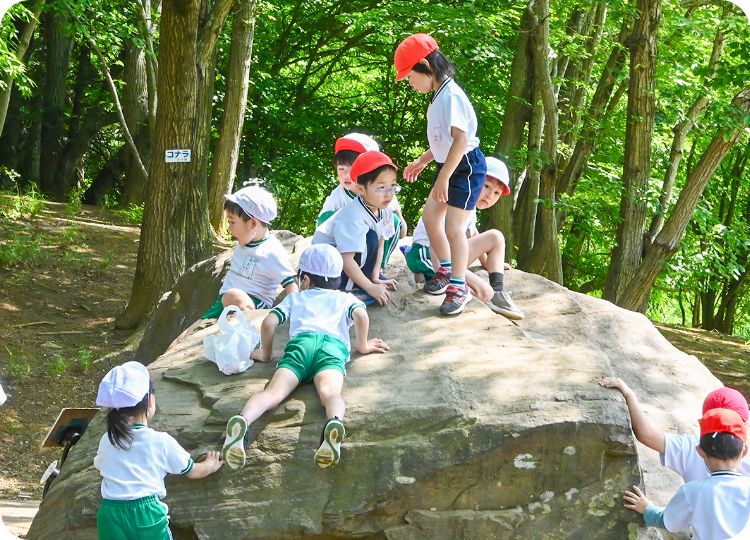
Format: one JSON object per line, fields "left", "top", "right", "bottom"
{"left": 434, "top": 147, "right": 487, "bottom": 210}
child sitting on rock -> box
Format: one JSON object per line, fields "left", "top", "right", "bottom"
{"left": 404, "top": 156, "right": 523, "bottom": 320}
{"left": 600, "top": 377, "right": 750, "bottom": 482}
{"left": 312, "top": 151, "right": 399, "bottom": 306}
{"left": 623, "top": 408, "right": 750, "bottom": 538}
{"left": 94, "top": 362, "right": 222, "bottom": 540}
{"left": 203, "top": 185, "right": 298, "bottom": 318}
{"left": 221, "top": 244, "right": 388, "bottom": 471}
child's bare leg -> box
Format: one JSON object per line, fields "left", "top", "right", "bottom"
{"left": 468, "top": 230, "right": 505, "bottom": 273}
{"left": 422, "top": 198, "right": 449, "bottom": 262}
{"left": 466, "top": 270, "right": 493, "bottom": 302}
{"left": 313, "top": 369, "right": 345, "bottom": 420}
{"left": 445, "top": 206, "right": 470, "bottom": 281}
{"left": 240, "top": 368, "right": 300, "bottom": 423}
{"left": 222, "top": 288, "right": 256, "bottom": 313}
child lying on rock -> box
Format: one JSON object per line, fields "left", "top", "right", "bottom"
{"left": 221, "top": 244, "right": 388, "bottom": 470}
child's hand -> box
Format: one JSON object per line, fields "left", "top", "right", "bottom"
{"left": 202, "top": 451, "right": 224, "bottom": 473}
{"left": 404, "top": 159, "right": 427, "bottom": 183}
{"left": 431, "top": 177, "right": 449, "bottom": 203}
{"left": 366, "top": 283, "right": 391, "bottom": 305}
{"left": 252, "top": 347, "right": 272, "bottom": 362}
{"left": 623, "top": 485, "right": 650, "bottom": 514}
{"left": 359, "top": 338, "right": 389, "bottom": 355}
{"left": 373, "top": 275, "right": 398, "bottom": 290}
{"left": 600, "top": 377, "right": 634, "bottom": 398}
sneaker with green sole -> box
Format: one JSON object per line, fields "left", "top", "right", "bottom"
{"left": 221, "top": 415, "right": 249, "bottom": 470}
{"left": 314, "top": 418, "right": 346, "bottom": 469}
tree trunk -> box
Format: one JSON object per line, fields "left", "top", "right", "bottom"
{"left": 603, "top": 0, "right": 662, "bottom": 304}
{"left": 83, "top": 146, "right": 127, "bottom": 205}
{"left": 516, "top": 86, "right": 543, "bottom": 266}
{"left": 116, "top": 0, "right": 200, "bottom": 329}
{"left": 208, "top": 0, "right": 258, "bottom": 233}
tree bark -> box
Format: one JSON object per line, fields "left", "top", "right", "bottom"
{"left": 603, "top": 0, "right": 662, "bottom": 304}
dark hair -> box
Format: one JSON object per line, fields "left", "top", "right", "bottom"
{"left": 335, "top": 150, "right": 360, "bottom": 168}
{"left": 410, "top": 50, "right": 456, "bottom": 81}
{"left": 106, "top": 385, "right": 153, "bottom": 450}
{"left": 299, "top": 270, "right": 341, "bottom": 290}
{"left": 356, "top": 164, "right": 397, "bottom": 187}
{"left": 223, "top": 199, "right": 252, "bottom": 222}
{"left": 699, "top": 432, "right": 744, "bottom": 460}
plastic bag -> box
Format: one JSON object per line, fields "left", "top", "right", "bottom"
{"left": 203, "top": 305, "right": 259, "bottom": 375}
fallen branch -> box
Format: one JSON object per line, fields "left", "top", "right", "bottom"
{"left": 14, "top": 321, "right": 55, "bottom": 328}
{"left": 38, "top": 330, "right": 86, "bottom": 336}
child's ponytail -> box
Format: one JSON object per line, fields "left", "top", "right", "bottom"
{"left": 106, "top": 391, "right": 150, "bottom": 450}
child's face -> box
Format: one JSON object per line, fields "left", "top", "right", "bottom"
{"left": 336, "top": 162, "right": 355, "bottom": 191}
{"left": 225, "top": 210, "right": 256, "bottom": 244}
{"left": 475, "top": 177, "right": 506, "bottom": 210}
{"left": 358, "top": 168, "right": 399, "bottom": 209}
{"left": 405, "top": 68, "right": 433, "bottom": 94}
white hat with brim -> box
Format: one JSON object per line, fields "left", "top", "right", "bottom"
{"left": 485, "top": 157, "right": 511, "bottom": 196}
{"left": 0, "top": 383, "right": 6, "bottom": 407}
{"left": 299, "top": 244, "right": 343, "bottom": 279}
{"left": 96, "top": 361, "right": 150, "bottom": 409}
{"left": 225, "top": 185, "right": 278, "bottom": 224}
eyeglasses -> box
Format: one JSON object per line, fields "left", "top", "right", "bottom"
{"left": 371, "top": 184, "right": 402, "bottom": 195}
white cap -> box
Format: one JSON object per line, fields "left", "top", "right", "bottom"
{"left": 298, "top": 244, "right": 343, "bottom": 279}
{"left": 485, "top": 157, "right": 511, "bottom": 195}
{"left": 0, "top": 383, "right": 6, "bottom": 407}
{"left": 225, "top": 185, "right": 278, "bottom": 224}
{"left": 96, "top": 361, "right": 150, "bottom": 409}
{"left": 335, "top": 133, "right": 380, "bottom": 154}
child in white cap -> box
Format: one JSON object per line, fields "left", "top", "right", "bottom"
{"left": 221, "top": 244, "right": 388, "bottom": 470}
{"left": 203, "top": 185, "right": 298, "bottom": 318}
{"left": 317, "top": 133, "right": 407, "bottom": 268}
{"left": 94, "top": 361, "right": 222, "bottom": 539}
{"left": 405, "top": 156, "right": 523, "bottom": 319}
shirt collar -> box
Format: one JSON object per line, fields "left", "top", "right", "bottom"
{"left": 431, "top": 77, "right": 452, "bottom": 103}
{"left": 357, "top": 195, "right": 380, "bottom": 222}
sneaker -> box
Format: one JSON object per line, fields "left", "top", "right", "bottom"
{"left": 424, "top": 267, "right": 450, "bottom": 295}
{"left": 487, "top": 290, "right": 525, "bottom": 320}
{"left": 314, "top": 417, "right": 346, "bottom": 469}
{"left": 221, "top": 415, "right": 249, "bottom": 470}
{"left": 439, "top": 285, "right": 472, "bottom": 315}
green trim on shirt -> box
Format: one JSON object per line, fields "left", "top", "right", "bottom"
{"left": 132, "top": 424, "right": 146, "bottom": 429}
{"left": 271, "top": 307, "right": 287, "bottom": 324}
{"left": 348, "top": 302, "right": 366, "bottom": 320}
{"left": 245, "top": 235, "right": 270, "bottom": 248}
{"left": 317, "top": 210, "right": 335, "bottom": 226}
{"left": 179, "top": 458, "right": 194, "bottom": 475}
{"left": 281, "top": 275, "right": 296, "bottom": 287}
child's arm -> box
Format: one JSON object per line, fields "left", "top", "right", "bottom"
{"left": 352, "top": 306, "right": 389, "bottom": 354}
{"left": 403, "top": 150, "right": 434, "bottom": 182}
{"left": 623, "top": 485, "right": 666, "bottom": 528}
{"left": 282, "top": 281, "right": 299, "bottom": 295}
{"left": 252, "top": 312, "right": 281, "bottom": 362}
{"left": 185, "top": 450, "right": 223, "bottom": 479}
{"left": 370, "top": 238, "right": 398, "bottom": 289}
{"left": 395, "top": 208, "right": 408, "bottom": 238}
{"left": 432, "top": 128, "right": 468, "bottom": 203}
{"left": 342, "top": 252, "right": 391, "bottom": 305}
{"left": 600, "top": 377, "right": 665, "bottom": 453}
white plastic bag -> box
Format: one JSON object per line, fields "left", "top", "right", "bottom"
{"left": 203, "top": 305, "right": 259, "bottom": 375}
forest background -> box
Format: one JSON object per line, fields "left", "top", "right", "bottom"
{"left": 1, "top": 0, "right": 750, "bottom": 337}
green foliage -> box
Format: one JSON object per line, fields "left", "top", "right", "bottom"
{"left": 4, "top": 346, "right": 31, "bottom": 378}
{"left": 0, "top": 232, "right": 43, "bottom": 267}
{"left": 0, "top": 180, "right": 45, "bottom": 221}
{"left": 116, "top": 203, "right": 144, "bottom": 225}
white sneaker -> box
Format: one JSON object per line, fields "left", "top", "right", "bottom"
{"left": 487, "top": 291, "right": 524, "bottom": 320}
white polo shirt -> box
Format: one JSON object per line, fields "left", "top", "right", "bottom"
{"left": 220, "top": 235, "right": 296, "bottom": 306}
{"left": 426, "top": 78, "right": 480, "bottom": 163}
{"left": 662, "top": 433, "right": 750, "bottom": 482}
{"left": 318, "top": 184, "right": 402, "bottom": 225}
{"left": 312, "top": 196, "right": 395, "bottom": 255}
{"left": 271, "top": 288, "right": 365, "bottom": 354}
{"left": 94, "top": 425, "right": 193, "bottom": 500}
{"left": 662, "top": 471, "right": 750, "bottom": 539}
{"left": 412, "top": 209, "right": 478, "bottom": 246}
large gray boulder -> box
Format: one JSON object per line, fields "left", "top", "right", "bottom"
{"left": 28, "top": 244, "right": 719, "bottom": 539}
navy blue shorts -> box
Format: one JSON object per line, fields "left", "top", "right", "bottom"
{"left": 433, "top": 147, "right": 487, "bottom": 210}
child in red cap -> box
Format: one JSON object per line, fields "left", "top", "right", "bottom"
{"left": 600, "top": 378, "right": 750, "bottom": 485}
{"left": 395, "top": 33, "right": 487, "bottom": 316}
{"left": 624, "top": 408, "right": 750, "bottom": 538}
{"left": 312, "top": 151, "right": 400, "bottom": 305}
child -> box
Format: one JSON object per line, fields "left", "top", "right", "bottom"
{"left": 405, "top": 156, "right": 523, "bottom": 319}
{"left": 312, "top": 151, "right": 399, "bottom": 305}
{"left": 317, "top": 133, "right": 408, "bottom": 269}
{"left": 94, "top": 361, "right": 222, "bottom": 539}
{"left": 623, "top": 408, "right": 750, "bottom": 538}
{"left": 600, "top": 377, "right": 750, "bottom": 481}
{"left": 395, "top": 33, "right": 487, "bottom": 316}
{"left": 221, "top": 244, "right": 388, "bottom": 470}
{"left": 204, "top": 185, "right": 298, "bottom": 318}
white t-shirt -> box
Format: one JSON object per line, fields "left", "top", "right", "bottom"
{"left": 662, "top": 471, "right": 750, "bottom": 539}
{"left": 220, "top": 235, "right": 296, "bottom": 306}
{"left": 312, "top": 196, "right": 395, "bottom": 255}
{"left": 662, "top": 433, "right": 750, "bottom": 483}
{"left": 318, "top": 184, "right": 401, "bottom": 225}
{"left": 271, "top": 288, "right": 365, "bottom": 354}
{"left": 94, "top": 425, "right": 193, "bottom": 500}
{"left": 426, "top": 78, "right": 480, "bottom": 163}
{"left": 412, "top": 209, "right": 478, "bottom": 246}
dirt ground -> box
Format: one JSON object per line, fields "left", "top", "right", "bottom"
{"left": 1, "top": 196, "right": 749, "bottom": 512}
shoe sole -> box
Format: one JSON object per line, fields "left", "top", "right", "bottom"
{"left": 221, "top": 415, "right": 248, "bottom": 470}
{"left": 440, "top": 291, "right": 473, "bottom": 316}
{"left": 314, "top": 420, "right": 345, "bottom": 469}
{"left": 485, "top": 302, "right": 525, "bottom": 320}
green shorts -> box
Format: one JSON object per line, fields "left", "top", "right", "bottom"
{"left": 97, "top": 495, "right": 171, "bottom": 540}
{"left": 276, "top": 333, "right": 348, "bottom": 383}
{"left": 404, "top": 242, "right": 436, "bottom": 279}
{"left": 200, "top": 293, "right": 270, "bottom": 319}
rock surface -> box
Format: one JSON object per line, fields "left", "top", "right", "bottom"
{"left": 27, "top": 240, "right": 721, "bottom": 539}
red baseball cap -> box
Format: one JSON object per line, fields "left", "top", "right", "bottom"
{"left": 350, "top": 151, "right": 398, "bottom": 183}
{"left": 700, "top": 408, "right": 747, "bottom": 443}
{"left": 703, "top": 387, "right": 749, "bottom": 422}
{"left": 394, "top": 33, "right": 439, "bottom": 81}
